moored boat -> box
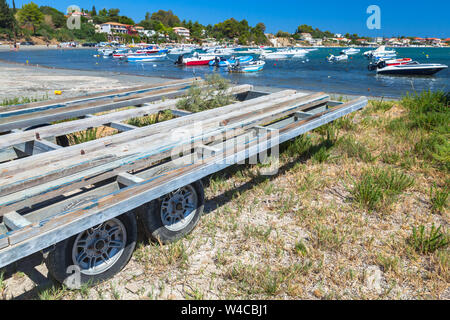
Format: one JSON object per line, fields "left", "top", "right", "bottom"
{"left": 327, "top": 54, "right": 348, "bottom": 62}
{"left": 228, "top": 60, "right": 266, "bottom": 73}
{"left": 370, "top": 60, "right": 448, "bottom": 75}
{"left": 175, "top": 53, "right": 215, "bottom": 66}
{"left": 127, "top": 53, "right": 167, "bottom": 62}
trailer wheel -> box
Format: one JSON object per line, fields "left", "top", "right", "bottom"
{"left": 139, "top": 181, "right": 205, "bottom": 243}
{"left": 45, "top": 212, "right": 137, "bottom": 286}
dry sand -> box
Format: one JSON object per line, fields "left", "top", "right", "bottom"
{"left": 0, "top": 60, "right": 170, "bottom": 102}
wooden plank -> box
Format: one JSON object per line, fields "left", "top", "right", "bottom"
{"left": 196, "top": 144, "right": 221, "bottom": 157}
{"left": 117, "top": 173, "right": 144, "bottom": 186}
{"left": 0, "top": 84, "right": 252, "bottom": 149}
{"left": 3, "top": 211, "right": 32, "bottom": 230}
{"left": 0, "top": 94, "right": 328, "bottom": 213}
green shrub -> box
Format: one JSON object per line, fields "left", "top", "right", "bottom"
{"left": 176, "top": 74, "right": 235, "bottom": 113}
{"left": 408, "top": 224, "right": 448, "bottom": 254}
{"left": 429, "top": 184, "right": 448, "bottom": 214}
{"left": 351, "top": 167, "right": 414, "bottom": 210}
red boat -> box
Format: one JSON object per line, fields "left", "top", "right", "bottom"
{"left": 175, "top": 53, "right": 215, "bottom": 66}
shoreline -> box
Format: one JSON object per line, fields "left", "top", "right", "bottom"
{"left": 0, "top": 56, "right": 399, "bottom": 102}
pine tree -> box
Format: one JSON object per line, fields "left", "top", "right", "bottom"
{"left": 91, "top": 5, "right": 97, "bottom": 16}
{"left": 0, "top": 0, "right": 14, "bottom": 29}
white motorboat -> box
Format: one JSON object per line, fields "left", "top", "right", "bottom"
{"left": 370, "top": 60, "right": 448, "bottom": 75}
{"left": 341, "top": 48, "right": 360, "bottom": 55}
{"left": 284, "top": 48, "right": 308, "bottom": 57}
{"left": 365, "top": 46, "right": 397, "bottom": 59}
{"left": 327, "top": 54, "right": 348, "bottom": 62}
{"left": 261, "top": 51, "right": 293, "bottom": 59}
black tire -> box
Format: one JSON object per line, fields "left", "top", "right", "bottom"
{"left": 139, "top": 181, "right": 205, "bottom": 244}
{"left": 45, "top": 212, "right": 137, "bottom": 287}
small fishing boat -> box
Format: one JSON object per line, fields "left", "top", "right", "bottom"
{"left": 369, "top": 60, "right": 448, "bottom": 75}
{"left": 341, "top": 48, "right": 360, "bottom": 55}
{"left": 327, "top": 54, "right": 348, "bottom": 62}
{"left": 209, "top": 55, "right": 253, "bottom": 67}
{"left": 175, "top": 52, "right": 215, "bottom": 66}
{"left": 228, "top": 60, "right": 266, "bottom": 73}
{"left": 127, "top": 54, "right": 167, "bottom": 62}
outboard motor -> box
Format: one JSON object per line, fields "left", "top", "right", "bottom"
{"left": 368, "top": 62, "right": 377, "bottom": 71}
{"left": 214, "top": 56, "right": 220, "bottom": 66}
{"left": 175, "top": 54, "right": 184, "bottom": 65}
{"left": 377, "top": 60, "right": 386, "bottom": 69}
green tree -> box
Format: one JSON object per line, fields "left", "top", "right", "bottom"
{"left": 150, "top": 10, "right": 180, "bottom": 27}
{"left": 0, "top": 0, "right": 14, "bottom": 29}
{"left": 17, "top": 2, "right": 44, "bottom": 34}
{"left": 39, "top": 6, "right": 65, "bottom": 28}
{"left": 91, "top": 6, "right": 97, "bottom": 16}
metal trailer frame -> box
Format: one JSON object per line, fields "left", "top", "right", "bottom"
{"left": 0, "top": 79, "right": 367, "bottom": 273}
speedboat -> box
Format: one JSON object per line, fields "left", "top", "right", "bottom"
{"left": 261, "top": 51, "right": 292, "bottom": 60}
{"left": 341, "top": 48, "right": 360, "bottom": 55}
{"left": 127, "top": 53, "right": 167, "bottom": 62}
{"left": 228, "top": 60, "right": 266, "bottom": 73}
{"left": 327, "top": 54, "right": 348, "bottom": 62}
{"left": 369, "top": 60, "right": 448, "bottom": 75}
{"left": 365, "top": 46, "right": 397, "bottom": 59}
{"left": 209, "top": 55, "right": 253, "bottom": 67}
{"left": 175, "top": 52, "right": 215, "bottom": 66}
{"left": 284, "top": 48, "right": 308, "bottom": 57}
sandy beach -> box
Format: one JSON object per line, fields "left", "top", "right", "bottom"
{"left": 0, "top": 59, "right": 171, "bottom": 102}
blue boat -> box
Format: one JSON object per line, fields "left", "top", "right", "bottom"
{"left": 209, "top": 55, "right": 253, "bottom": 67}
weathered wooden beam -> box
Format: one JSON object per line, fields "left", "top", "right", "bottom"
{"left": 294, "top": 111, "right": 315, "bottom": 121}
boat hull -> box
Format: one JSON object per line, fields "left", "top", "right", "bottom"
{"left": 377, "top": 67, "right": 447, "bottom": 75}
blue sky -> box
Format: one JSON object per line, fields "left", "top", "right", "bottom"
{"left": 10, "top": 0, "right": 450, "bottom": 37}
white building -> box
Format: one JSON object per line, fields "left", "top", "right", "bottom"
{"left": 172, "top": 27, "right": 190, "bottom": 38}
{"left": 100, "top": 22, "right": 129, "bottom": 34}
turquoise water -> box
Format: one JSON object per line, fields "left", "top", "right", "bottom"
{"left": 1, "top": 47, "right": 449, "bottom": 98}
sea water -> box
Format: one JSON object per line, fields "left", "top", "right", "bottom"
{"left": 0, "top": 47, "right": 448, "bottom": 98}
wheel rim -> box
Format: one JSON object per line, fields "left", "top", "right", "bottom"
{"left": 72, "top": 218, "right": 127, "bottom": 276}
{"left": 160, "top": 185, "right": 198, "bottom": 232}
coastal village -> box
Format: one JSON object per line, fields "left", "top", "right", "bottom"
{"left": 0, "top": 3, "right": 449, "bottom": 48}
